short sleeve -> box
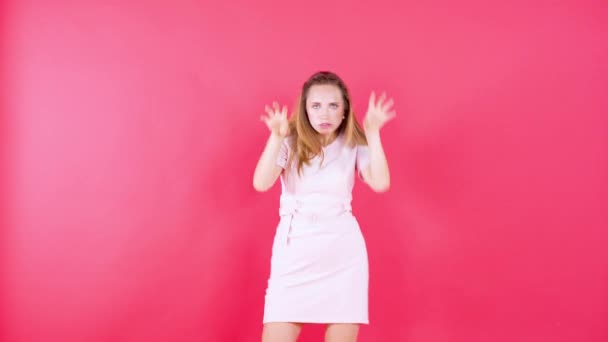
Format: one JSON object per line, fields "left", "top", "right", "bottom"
{"left": 277, "top": 138, "right": 289, "bottom": 169}
{"left": 356, "top": 144, "right": 370, "bottom": 176}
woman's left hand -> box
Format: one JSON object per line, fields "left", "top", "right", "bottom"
{"left": 363, "top": 91, "right": 396, "bottom": 132}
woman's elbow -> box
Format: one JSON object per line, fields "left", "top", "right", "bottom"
{"left": 253, "top": 178, "right": 271, "bottom": 192}
{"left": 371, "top": 180, "right": 390, "bottom": 193}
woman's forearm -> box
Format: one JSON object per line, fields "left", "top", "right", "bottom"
{"left": 365, "top": 129, "right": 390, "bottom": 192}
{"left": 253, "top": 133, "right": 285, "bottom": 191}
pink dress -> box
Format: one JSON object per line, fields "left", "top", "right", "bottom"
{"left": 263, "top": 133, "right": 371, "bottom": 324}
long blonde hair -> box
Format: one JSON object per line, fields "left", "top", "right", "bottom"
{"left": 286, "top": 71, "right": 367, "bottom": 175}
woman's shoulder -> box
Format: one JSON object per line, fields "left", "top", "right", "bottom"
{"left": 340, "top": 133, "right": 367, "bottom": 150}
{"left": 283, "top": 134, "right": 295, "bottom": 149}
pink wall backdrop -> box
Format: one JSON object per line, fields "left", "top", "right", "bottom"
{"left": 2, "top": 1, "right": 607, "bottom": 341}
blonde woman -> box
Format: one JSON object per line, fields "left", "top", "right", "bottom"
{"left": 253, "top": 71, "right": 396, "bottom": 342}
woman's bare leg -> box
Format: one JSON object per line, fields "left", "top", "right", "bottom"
{"left": 324, "top": 323, "right": 359, "bottom": 342}
{"left": 262, "top": 322, "right": 303, "bottom": 342}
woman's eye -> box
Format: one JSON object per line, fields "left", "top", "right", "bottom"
{"left": 330, "top": 103, "right": 338, "bottom": 109}
{"left": 312, "top": 104, "right": 320, "bottom": 109}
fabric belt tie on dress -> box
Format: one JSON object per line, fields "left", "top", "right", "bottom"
{"left": 278, "top": 197, "right": 352, "bottom": 246}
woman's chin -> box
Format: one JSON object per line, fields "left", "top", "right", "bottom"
{"left": 315, "top": 126, "right": 335, "bottom": 134}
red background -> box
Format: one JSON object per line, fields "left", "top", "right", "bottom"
{"left": 2, "top": 1, "right": 607, "bottom": 341}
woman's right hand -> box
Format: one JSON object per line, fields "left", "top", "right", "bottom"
{"left": 260, "top": 101, "right": 289, "bottom": 137}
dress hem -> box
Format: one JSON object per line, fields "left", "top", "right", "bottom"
{"left": 263, "top": 318, "right": 369, "bottom": 325}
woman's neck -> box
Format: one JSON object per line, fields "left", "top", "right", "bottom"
{"left": 320, "top": 132, "right": 338, "bottom": 147}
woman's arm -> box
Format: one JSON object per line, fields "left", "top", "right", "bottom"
{"left": 253, "top": 101, "right": 290, "bottom": 192}
{"left": 360, "top": 130, "right": 390, "bottom": 192}
{"left": 253, "top": 133, "right": 284, "bottom": 192}
{"left": 360, "top": 91, "right": 396, "bottom": 192}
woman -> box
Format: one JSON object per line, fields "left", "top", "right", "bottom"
{"left": 253, "top": 71, "right": 395, "bottom": 342}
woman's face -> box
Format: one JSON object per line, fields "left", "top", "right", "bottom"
{"left": 305, "top": 84, "right": 345, "bottom": 137}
